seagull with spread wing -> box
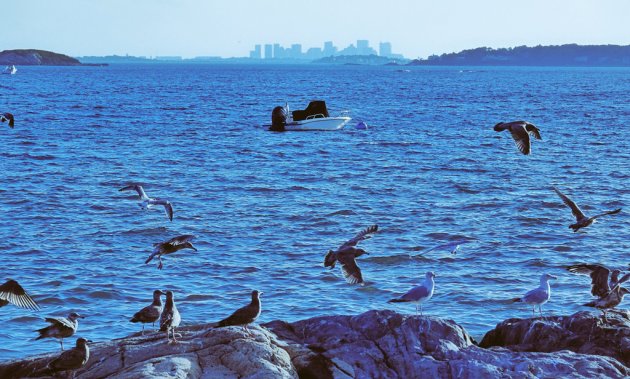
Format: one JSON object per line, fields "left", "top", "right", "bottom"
{"left": 552, "top": 186, "right": 621, "bottom": 232}
{"left": 494, "top": 121, "right": 541, "bottom": 155}
{"left": 567, "top": 263, "right": 630, "bottom": 320}
{"left": 146, "top": 235, "right": 197, "bottom": 269}
{"left": 423, "top": 239, "right": 471, "bottom": 255}
{"left": 324, "top": 224, "right": 378, "bottom": 285}
{"left": 36, "top": 312, "right": 85, "bottom": 351}
{"left": 0, "top": 279, "right": 40, "bottom": 311}
{"left": 119, "top": 184, "right": 174, "bottom": 221}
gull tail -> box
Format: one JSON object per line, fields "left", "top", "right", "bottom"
{"left": 510, "top": 297, "right": 522, "bottom": 303}
{"left": 583, "top": 300, "right": 596, "bottom": 308}
{"left": 324, "top": 250, "right": 336, "bottom": 268}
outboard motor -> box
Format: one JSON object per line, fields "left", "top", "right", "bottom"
{"left": 270, "top": 106, "right": 287, "bottom": 132}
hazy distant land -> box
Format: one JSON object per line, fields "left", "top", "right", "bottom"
{"left": 3, "top": 44, "right": 630, "bottom": 66}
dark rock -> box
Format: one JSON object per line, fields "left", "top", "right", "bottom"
{"left": 480, "top": 310, "right": 630, "bottom": 366}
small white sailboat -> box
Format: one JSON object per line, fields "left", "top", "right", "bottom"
{"left": 2, "top": 65, "right": 17, "bottom": 75}
{"left": 268, "top": 101, "right": 351, "bottom": 131}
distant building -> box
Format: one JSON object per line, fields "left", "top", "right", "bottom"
{"left": 379, "top": 42, "right": 392, "bottom": 57}
{"left": 306, "top": 47, "right": 323, "bottom": 60}
{"left": 273, "top": 44, "right": 284, "bottom": 59}
{"left": 323, "top": 41, "right": 337, "bottom": 56}
{"left": 264, "top": 44, "right": 273, "bottom": 59}
{"left": 290, "top": 44, "right": 302, "bottom": 59}
{"left": 250, "top": 44, "right": 262, "bottom": 59}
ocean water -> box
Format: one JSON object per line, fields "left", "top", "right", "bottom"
{"left": 1, "top": 64, "right": 629, "bottom": 360}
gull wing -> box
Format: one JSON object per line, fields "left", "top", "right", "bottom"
{"left": 149, "top": 199, "right": 173, "bottom": 221}
{"left": 525, "top": 123, "right": 542, "bottom": 140}
{"left": 400, "top": 285, "right": 430, "bottom": 302}
{"left": 45, "top": 317, "right": 74, "bottom": 329}
{"left": 166, "top": 235, "right": 195, "bottom": 246}
{"left": 521, "top": 287, "right": 548, "bottom": 303}
{"left": 339, "top": 225, "right": 378, "bottom": 250}
{"left": 119, "top": 184, "right": 149, "bottom": 200}
{"left": 590, "top": 208, "right": 621, "bottom": 220}
{"left": 567, "top": 263, "right": 611, "bottom": 297}
{"left": 508, "top": 123, "right": 532, "bottom": 155}
{"left": 552, "top": 186, "right": 586, "bottom": 222}
{"left": 0, "top": 279, "right": 40, "bottom": 311}
{"left": 337, "top": 254, "right": 364, "bottom": 284}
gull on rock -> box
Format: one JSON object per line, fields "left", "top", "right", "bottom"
{"left": 0, "top": 279, "right": 40, "bottom": 311}
{"left": 494, "top": 121, "right": 541, "bottom": 155}
{"left": 552, "top": 186, "right": 621, "bottom": 232}
{"left": 119, "top": 184, "right": 174, "bottom": 221}
{"left": 388, "top": 271, "right": 436, "bottom": 315}
{"left": 36, "top": 312, "right": 85, "bottom": 351}
{"left": 146, "top": 235, "right": 197, "bottom": 270}
{"left": 47, "top": 337, "right": 90, "bottom": 378}
{"left": 511, "top": 273, "right": 556, "bottom": 318}
{"left": 324, "top": 225, "right": 378, "bottom": 285}
{"left": 130, "top": 290, "right": 165, "bottom": 334}
{"left": 216, "top": 290, "right": 262, "bottom": 334}
{"left": 159, "top": 290, "right": 181, "bottom": 343}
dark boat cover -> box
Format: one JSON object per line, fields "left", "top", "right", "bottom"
{"left": 292, "top": 101, "right": 329, "bottom": 121}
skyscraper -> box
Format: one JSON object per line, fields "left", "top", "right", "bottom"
{"left": 264, "top": 44, "right": 273, "bottom": 59}
{"left": 250, "top": 44, "right": 262, "bottom": 59}
{"left": 379, "top": 42, "right": 392, "bottom": 57}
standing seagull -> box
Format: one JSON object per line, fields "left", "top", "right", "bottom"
{"left": 0, "top": 279, "right": 40, "bottom": 311}
{"left": 119, "top": 184, "right": 174, "bottom": 221}
{"left": 1, "top": 113, "right": 14, "bottom": 128}
{"left": 36, "top": 312, "right": 85, "bottom": 351}
{"left": 494, "top": 121, "right": 541, "bottom": 155}
{"left": 388, "top": 271, "right": 436, "bottom": 315}
{"left": 47, "top": 337, "right": 91, "bottom": 378}
{"left": 552, "top": 186, "right": 621, "bottom": 232}
{"left": 146, "top": 235, "right": 197, "bottom": 270}
{"left": 159, "top": 291, "right": 181, "bottom": 344}
{"left": 324, "top": 225, "right": 378, "bottom": 285}
{"left": 567, "top": 263, "right": 629, "bottom": 298}
{"left": 511, "top": 273, "right": 557, "bottom": 318}
{"left": 130, "top": 290, "right": 165, "bottom": 334}
{"left": 216, "top": 290, "right": 262, "bottom": 334}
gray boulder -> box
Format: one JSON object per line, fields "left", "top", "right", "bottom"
{"left": 480, "top": 310, "right": 630, "bottom": 366}
{"left": 265, "top": 309, "right": 628, "bottom": 379}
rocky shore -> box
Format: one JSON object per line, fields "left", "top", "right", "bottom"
{"left": 0, "top": 310, "right": 627, "bottom": 378}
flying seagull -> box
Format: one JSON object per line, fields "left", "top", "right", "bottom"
{"left": 146, "top": 235, "right": 197, "bottom": 270}
{"left": 324, "top": 224, "right": 378, "bottom": 285}
{"left": 130, "top": 290, "right": 165, "bottom": 334}
{"left": 36, "top": 312, "right": 85, "bottom": 351}
{"left": 494, "top": 121, "right": 541, "bottom": 155}
{"left": 159, "top": 290, "right": 181, "bottom": 344}
{"left": 119, "top": 184, "right": 174, "bottom": 221}
{"left": 1, "top": 112, "right": 14, "bottom": 128}
{"left": 0, "top": 279, "right": 40, "bottom": 311}
{"left": 511, "top": 273, "right": 556, "bottom": 318}
{"left": 423, "top": 240, "right": 471, "bottom": 255}
{"left": 552, "top": 186, "right": 621, "bottom": 232}
{"left": 388, "top": 271, "right": 436, "bottom": 315}
{"left": 216, "top": 290, "right": 262, "bottom": 334}
{"left": 567, "top": 263, "right": 629, "bottom": 298}
{"left": 47, "top": 337, "right": 91, "bottom": 378}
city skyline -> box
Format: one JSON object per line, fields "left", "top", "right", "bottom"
{"left": 248, "top": 40, "right": 404, "bottom": 60}
{"left": 3, "top": 1, "right": 630, "bottom": 59}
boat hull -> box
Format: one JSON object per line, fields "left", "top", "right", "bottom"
{"left": 283, "top": 117, "right": 351, "bottom": 131}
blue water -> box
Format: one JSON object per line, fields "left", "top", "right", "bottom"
{"left": 1, "top": 64, "right": 629, "bottom": 360}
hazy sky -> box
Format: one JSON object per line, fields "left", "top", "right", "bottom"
{"left": 3, "top": 0, "right": 629, "bottom": 58}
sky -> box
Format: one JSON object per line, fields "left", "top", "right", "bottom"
{"left": 2, "top": 0, "right": 630, "bottom": 59}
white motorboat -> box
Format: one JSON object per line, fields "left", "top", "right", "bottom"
{"left": 269, "top": 101, "right": 351, "bottom": 131}
{"left": 2, "top": 65, "right": 17, "bottom": 75}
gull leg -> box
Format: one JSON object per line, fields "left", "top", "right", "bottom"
{"left": 172, "top": 327, "right": 179, "bottom": 343}
{"left": 158, "top": 256, "right": 163, "bottom": 270}
{"left": 420, "top": 304, "right": 423, "bottom": 316}
{"left": 415, "top": 304, "right": 419, "bottom": 316}
{"left": 60, "top": 338, "right": 64, "bottom": 351}
{"left": 141, "top": 324, "right": 145, "bottom": 336}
